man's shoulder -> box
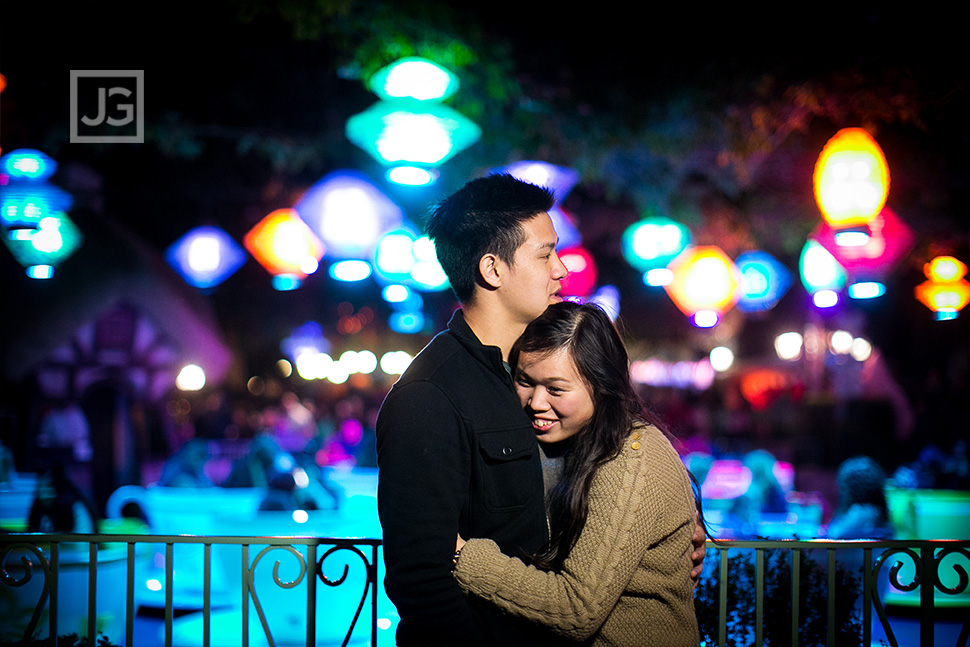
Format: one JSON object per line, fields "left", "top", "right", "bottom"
{"left": 395, "top": 329, "right": 466, "bottom": 384}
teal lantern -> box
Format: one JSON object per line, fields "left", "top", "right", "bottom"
{"left": 368, "top": 57, "right": 460, "bottom": 102}
{"left": 1, "top": 213, "right": 83, "bottom": 279}
{"left": 1, "top": 149, "right": 73, "bottom": 235}
{"left": 621, "top": 215, "right": 690, "bottom": 284}
{"left": 346, "top": 99, "right": 481, "bottom": 167}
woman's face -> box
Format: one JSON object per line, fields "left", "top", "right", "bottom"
{"left": 515, "top": 348, "right": 595, "bottom": 444}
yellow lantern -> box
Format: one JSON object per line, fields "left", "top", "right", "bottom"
{"left": 663, "top": 246, "right": 742, "bottom": 327}
{"left": 813, "top": 128, "right": 890, "bottom": 229}
{"left": 914, "top": 256, "right": 970, "bottom": 320}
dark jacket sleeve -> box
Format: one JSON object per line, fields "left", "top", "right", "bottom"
{"left": 376, "top": 380, "right": 485, "bottom": 645}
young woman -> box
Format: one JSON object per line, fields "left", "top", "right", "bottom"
{"left": 453, "top": 301, "right": 700, "bottom": 646}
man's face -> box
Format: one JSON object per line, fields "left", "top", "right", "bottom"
{"left": 503, "top": 212, "right": 568, "bottom": 325}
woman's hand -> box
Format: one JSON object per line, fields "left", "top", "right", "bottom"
{"left": 690, "top": 512, "right": 706, "bottom": 585}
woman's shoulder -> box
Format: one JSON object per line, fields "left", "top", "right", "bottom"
{"left": 608, "top": 423, "right": 688, "bottom": 478}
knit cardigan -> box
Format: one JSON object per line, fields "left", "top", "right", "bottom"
{"left": 454, "top": 424, "right": 699, "bottom": 646}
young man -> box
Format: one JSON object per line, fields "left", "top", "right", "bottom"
{"left": 376, "top": 174, "right": 704, "bottom": 645}
{"left": 377, "top": 174, "right": 566, "bottom": 645}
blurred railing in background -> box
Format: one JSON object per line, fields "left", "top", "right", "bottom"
{"left": 1, "top": 535, "right": 967, "bottom": 646}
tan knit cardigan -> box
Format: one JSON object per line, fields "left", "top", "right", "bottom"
{"left": 454, "top": 424, "right": 699, "bottom": 646}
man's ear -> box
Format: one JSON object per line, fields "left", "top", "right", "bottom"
{"left": 478, "top": 253, "right": 503, "bottom": 289}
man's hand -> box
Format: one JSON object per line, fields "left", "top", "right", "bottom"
{"left": 690, "top": 511, "right": 706, "bottom": 585}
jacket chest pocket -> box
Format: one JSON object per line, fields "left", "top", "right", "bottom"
{"left": 476, "top": 428, "right": 538, "bottom": 513}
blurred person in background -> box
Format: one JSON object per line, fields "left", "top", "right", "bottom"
{"left": 27, "top": 463, "right": 100, "bottom": 533}
{"left": 826, "top": 455, "right": 894, "bottom": 541}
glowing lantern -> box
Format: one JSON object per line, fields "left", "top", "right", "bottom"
{"left": 558, "top": 246, "right": 597, "bottom": 297}
{"left": 243, "top": 209, "right": 324, "bottom": 287}
{"left": 588, "top": 284, "right": 621, "bottom": 321}
{"left": 351, "top": 58, "right": 478, "bottom": 185}
{"left": 372, "top": 228, "right": 449, "bottom": 292}
{"left": 281, "top": 321, "right": 332, "bottom": 365}
{"left": 622, "top": 215, "right": 690, "bottom": 281}
{"left": 735, "top": 250, "right": 792, "bottom": 313}
{"left": 409, "top": 235, "right": 449, "bottom": 291}
{"left": 1, "top": 213, "right": 83, "bottom": 279}
{"left": 663, "top": 246, "right": 742, "bottom": 327}
{"left": 799, "top": 239, "right": 847, "bottom": 295}
{"left": 369, "top": 57, "right": 460, "bottom": 102}
{"left": 493, "top": 161, "right": 583, "bottom": 248}
{"left": 914, "top": 256, "right": 970, "bottom": 320}
{"left": 294, "top": 171, "right": 403, "bottom": 260}
{"left": 0, "top": 149, "right": 73, "bottom": 234}
{"left": 345, "top": 99, "right": 481, "bottom": 167}
{"left": 811, "top": 208, "right": 914, "bottom": 280}
{"left": 165, "top": 226, "right": 245, "bottom": 289}
{"left": 498, "top": 161, "right": 580, "bottom": 202}
{"left": 813, "top": 128, "right": 890, "bottom": 230}
{"left": 548, "top": 206, "right": 582, "bottom": 250}
{"left": 330, "top": 259, "right": 373, "bottom": 282}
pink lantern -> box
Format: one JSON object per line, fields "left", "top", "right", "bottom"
{"left": 811, "top": 208, "right": 914, "bottom": 279}
{"left": 557, "top": 246, "right": 597, "bottom": 297}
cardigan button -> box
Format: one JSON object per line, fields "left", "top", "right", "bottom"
{"left": 631, "top": 442, "right": 641, "bottom": 450}
{"left": 502, "top": 446, "right": 513, "bottom": 456}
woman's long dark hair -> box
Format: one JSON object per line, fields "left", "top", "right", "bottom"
{"left": 511, "top": 301, "right": 670, "bottom": 570}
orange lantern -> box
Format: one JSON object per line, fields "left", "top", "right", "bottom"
{"left": 914, "top": 256, "right": 970, "bottom": 320}
{"left": 663, "top": 246, "right": 742, "bottom": 327}
{"left": 244, "top": 209, "right": 325, "bottom": 279}
{"left": 813, "top": 128, "right": 890, "bottom": 230}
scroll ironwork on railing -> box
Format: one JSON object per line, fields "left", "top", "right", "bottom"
{"left": 0, "top": 533, "right": 383, "bottom": 647}
{"left": 694, "top": 539, "right": 969, "bottom": 647}
{"left": 2, "top": 535, "right": 967, "bottom": 647}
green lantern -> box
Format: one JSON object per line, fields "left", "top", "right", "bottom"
{"left": 368, "top": 57, "right": 460, "bottom": 102}
{"left": 345, "top": 99, "right": 481, "bottom": 166}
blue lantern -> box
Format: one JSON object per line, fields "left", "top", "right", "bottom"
{"left": 165, "top": 226, "right": 246, "bottom": 289}
{"left": 735, "top": 251, "right": 793, "bottom": 313}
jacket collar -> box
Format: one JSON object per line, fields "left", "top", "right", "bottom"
{"left": 447, "top": 309, "right": 513, "bottom": 384}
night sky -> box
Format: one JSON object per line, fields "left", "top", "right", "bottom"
{"left": 1, "top": 2, "right": 967, "bottom": 468}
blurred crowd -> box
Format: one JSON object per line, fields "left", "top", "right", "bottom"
{"left": 2, "top": 383, "right": 967, "bottom": 540}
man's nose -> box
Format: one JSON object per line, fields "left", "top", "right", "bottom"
{"left": 552, "top": 253, "right": 568, "bottom": 280}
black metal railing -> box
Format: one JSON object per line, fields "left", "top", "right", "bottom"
{"left": 2, "top": 535, "right": 968, "bottom": 646}
{"left": 1, "top": 533, "right": 383, "bottom": 647}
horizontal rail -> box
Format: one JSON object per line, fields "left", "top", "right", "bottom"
{"left": 3, "top": 535, "right": 968, "bottom": 647}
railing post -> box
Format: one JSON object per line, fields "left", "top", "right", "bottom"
{"left": 862, "top": 546, "right": 872, "bottom": 647}
{"left": 126, "top": 541, "right": 136, "bottom": 647}
{"left": 755, "top": 547, "right": 764, "bottom": 647}
{"left": 88, "top": 542, "right": 97, "bottom": 643}
{"left": 49, "top": 541, "right": 59, "bottom": 646}
{"left": 790, "top": 547, "right": 800, "bottom": 647}
{"left": 826, "top": 547, "right": 835, "bottom": 647}
{"left": 204, "top": 542, "right": 212, "bottom": 647}
{"left": 165, "top": 541, "right": 174, "bottom": 647}
{"left": 920, "top": 545, "right": 935, "bottom": 647}
{"left": 718, "top": 547, "right": 728, "bottom": 647}
{"left": 307, "top": 542, "right": 317, "bottom": 647}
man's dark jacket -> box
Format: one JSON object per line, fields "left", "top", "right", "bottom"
{"left": 376, "top": 310, "right": 554, "bottom": 645}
